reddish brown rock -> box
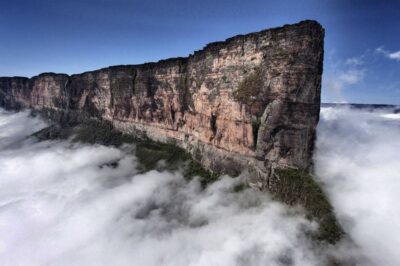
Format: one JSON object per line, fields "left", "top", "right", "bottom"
{"left": 0, "top": 20, "right": 324, "bottom": 189}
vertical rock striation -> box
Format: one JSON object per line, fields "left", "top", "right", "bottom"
{"left": 0, "top": 20, "right": 324, "bottom": 191}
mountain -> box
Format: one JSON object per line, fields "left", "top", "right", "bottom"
{"left": 0, "top": 20, "right": 343, "bottom": 243}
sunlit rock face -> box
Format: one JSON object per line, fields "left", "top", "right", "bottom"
{"left": 0, "top": 20, "right": 324, "bottom": 188}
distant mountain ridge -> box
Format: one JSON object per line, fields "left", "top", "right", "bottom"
{"left": 322, "top": 103, "right": 400, "bottom": 113}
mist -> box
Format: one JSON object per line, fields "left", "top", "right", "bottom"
{"left": 0, "top": 109, "right": 324, "bottom": 266}
{"left": 0, "top": 106, "right": 399, "bottom": 265}
{"left": 315, "top": 106, "right": 400, "bottom": 266}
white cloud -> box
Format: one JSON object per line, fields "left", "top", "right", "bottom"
{"left": 338, "top": 69, "right": 364, "bottom": 84}
{"left": 315, "top": 106, "right": 400, "bottom": 266}
{"left": 0, "top": 109, "right": 48, "bottom": 149}
{"left": 324, "top": 69, "right": 364, "bottom": 102}
{"left": 3, "top": 107, "right": 400, "bottom": 266}
{"left": 388, "top": 51, "right": 400, "bottom": 60}
{"left": 0, "top": 109, "right": 342, "bottom": 266}
{"left": 345, "top": 57, "right": 363, "bottom": 66}
{"left": 375, "top": 46, "right": 385, "bottom": 54}
{"left": 323, "top": 50, "right": 368, "bottom": 103}
{"left": 375, "top": 46, "right": 400, "bottom": 61}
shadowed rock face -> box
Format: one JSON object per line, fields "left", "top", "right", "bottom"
{"left": 0, "top": 20, "right": 324, "bottom": 189}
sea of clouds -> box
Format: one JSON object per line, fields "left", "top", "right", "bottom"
{"left": 0, "top": 106, "right": 399, "bottom": 266}
{"left": 315, "top": 106, "right": 400, "bottom": 266}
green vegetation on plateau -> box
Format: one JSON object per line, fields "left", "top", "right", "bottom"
{"left": 274, "top": 169, "right": 344, "bottom": 244}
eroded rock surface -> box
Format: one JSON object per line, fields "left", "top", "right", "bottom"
{"left": 0, "top": 20, "right": 324, "bottom": 190}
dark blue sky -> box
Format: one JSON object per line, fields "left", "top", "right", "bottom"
{"left": 1, "top": 0, "right": 399, "bottom": 104}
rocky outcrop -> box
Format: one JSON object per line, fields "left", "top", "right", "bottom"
{"left": 0, "top": 20, "right": 323, "bottom": 190}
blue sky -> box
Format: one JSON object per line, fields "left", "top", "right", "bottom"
{"left": 0, "top": 0, "right": 399, "bottom": 104}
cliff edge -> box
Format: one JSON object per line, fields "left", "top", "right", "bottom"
{"left": 0, "top": 21, "right": 342, "bottom": 242}
{"left": 0, "top": 19, "right": 322, "bottom": 179}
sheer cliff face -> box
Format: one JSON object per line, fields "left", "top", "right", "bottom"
{"left": 0, "top": 20, "right": 324, "bottom": 188}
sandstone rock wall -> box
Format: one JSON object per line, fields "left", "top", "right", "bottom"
{"left": 0, "top": 20, "right": 324, "bottom": 188}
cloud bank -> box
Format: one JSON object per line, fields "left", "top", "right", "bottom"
{"left": 0, "top": 106, "right": 399, "bottom": 265}
{"left": 315, "top": 106, "right": 400, "bottom": 266}
{"left": 0, "top": 109, "right": 328, "bottom": 266}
